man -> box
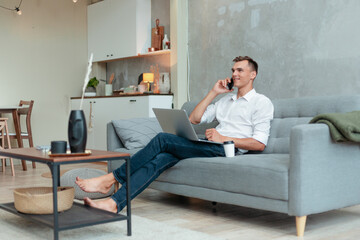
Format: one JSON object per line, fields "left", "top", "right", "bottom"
{"left": 76, "top": 56, "right": 274, "bottom": 213}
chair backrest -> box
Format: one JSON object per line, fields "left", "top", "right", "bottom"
{"left": 0, "top": 119, "right": 6, "bottom": 149}
{"left": 17, "top": 100, "right": 34, "bottom": 133}
{"left": 17, "top": 100, "right": 34, "bottom": 115}
{"left": 0, "top": 118, "right": 9, "bottom": 146}
{"left": 0, "top": 118, "right": 6, "bottom": 132}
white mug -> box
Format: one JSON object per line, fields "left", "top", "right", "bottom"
{"left": 223, "top": 141, "right": 235, "bottom": 157}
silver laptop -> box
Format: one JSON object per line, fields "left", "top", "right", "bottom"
{"left": 153, "top": 108, "right": 222, "bottom": 144}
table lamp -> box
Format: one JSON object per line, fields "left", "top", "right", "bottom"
{"left": 143, "top": 73, "right": 154, "bottom": 93}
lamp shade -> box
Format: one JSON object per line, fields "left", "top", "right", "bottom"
{"left": 143, "top": 73, "right": 154, "bottom": 83}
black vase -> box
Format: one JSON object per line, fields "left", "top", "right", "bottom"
{"left": 68, "top": 110, "right": 87, "bottom": 153}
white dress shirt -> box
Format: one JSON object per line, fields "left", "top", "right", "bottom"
{"left": 200, "top": 89, "right": 274, "bottom": 153}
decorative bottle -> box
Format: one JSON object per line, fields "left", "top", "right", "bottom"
{"left": 163, "top": 34, "right": 169, "bottom": 50}
{"left": 68, "top": 110, "right": 87, "bottom": 153}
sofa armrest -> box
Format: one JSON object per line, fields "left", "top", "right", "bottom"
{"left": 107, "top": 122, "right": 124, "bottom": 151}
{"left": 289, "top": 123, "right": 360, "bottom": 216}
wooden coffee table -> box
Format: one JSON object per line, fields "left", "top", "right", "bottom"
{"left": 0, "top": 148, "right": 131, "bottom": 240}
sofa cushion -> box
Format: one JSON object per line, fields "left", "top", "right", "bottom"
{"left": 263, "top": 117, "right": 312, "bottom": 154}
{"left": 155, "top": 154, "right": 290, "bottom": 201}
{"left": 112, "top": 118, "right": 162, "bottom": 150}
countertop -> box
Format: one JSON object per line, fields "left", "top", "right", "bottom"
{"left": 70, "top": 92, "right": 173, "bottom": 100}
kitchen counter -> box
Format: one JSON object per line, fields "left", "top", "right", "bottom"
{"left": 70, "top": 92, "right": 173, "bottom": 100}
{"left": 70, "top": 94, "right": 173, "bottom": 150}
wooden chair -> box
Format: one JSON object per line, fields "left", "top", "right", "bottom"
{"left": 9, "top": 100, "right": 36, "bottom": 168}
{"left": 0, "top": 118, "right": 15, "bottom": 176}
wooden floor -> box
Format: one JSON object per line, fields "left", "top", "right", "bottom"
{"left": 1, "top": 162, "right": 360, "bottom": 239}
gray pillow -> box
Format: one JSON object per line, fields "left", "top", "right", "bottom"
{"left": 112, "top": 118, "right": 162, "bottom": 150}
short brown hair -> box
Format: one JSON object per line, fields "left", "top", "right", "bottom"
{"left": 233, "top": 56, "right": 258, "bottom": 74}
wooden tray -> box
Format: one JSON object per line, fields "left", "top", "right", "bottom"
{"left": 48, "top": 150, "right": 91, "bottom": 157}
{"left": 119, "top": 92, "right": 143, "bottom": 95}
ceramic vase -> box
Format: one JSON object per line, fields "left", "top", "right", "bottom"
{"left": 68, "top": 110, "right": 87, "bottom": 153}
{"left": 159, "top": 72, "right": 170, "bottom": 94}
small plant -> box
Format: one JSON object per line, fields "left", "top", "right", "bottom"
{"left": 87, "top": 77, "right": 99, "bottom": 88}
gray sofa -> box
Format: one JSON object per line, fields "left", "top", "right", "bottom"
{"left": 107, "top": 95, "right": 360, "bottom": 236}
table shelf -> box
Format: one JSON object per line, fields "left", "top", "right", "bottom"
{"left": 0, "top": 202, "right": 127, "bottom": 231}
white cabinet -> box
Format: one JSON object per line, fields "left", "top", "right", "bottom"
{"left": 71, "top": 95, "right": 173, "bottom": 150}
{"left": 88, "top": 0, "right": 151, "bottom": 62}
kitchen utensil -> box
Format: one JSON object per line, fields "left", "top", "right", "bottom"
{"left": 109, "top": 73, "right": 115, "bottom": 84}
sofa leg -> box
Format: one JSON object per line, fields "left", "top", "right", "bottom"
{"left": 295, "top": 216, "right": 307, "bottom": 237}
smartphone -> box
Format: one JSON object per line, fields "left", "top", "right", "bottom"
{"left": 227, "top": 78, "right": 234, "bottom": 90}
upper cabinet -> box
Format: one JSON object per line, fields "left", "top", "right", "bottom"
{"left": 88, "top": 0, "right": 151, "bottom": 62}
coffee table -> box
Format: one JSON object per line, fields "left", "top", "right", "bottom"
{"left": 0, "top": 148, "right": 131, "bottom": 240}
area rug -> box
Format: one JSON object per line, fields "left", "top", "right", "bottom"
{"left": 41, "top": 170, "right": 69, "bottom": 178}
{"left": 0, "top": 210, "right": 227, "bottom": 240}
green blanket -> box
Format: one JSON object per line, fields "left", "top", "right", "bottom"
{"left": 309, "top": 111, "right": 360, "bottom": 142}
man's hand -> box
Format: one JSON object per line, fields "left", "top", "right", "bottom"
{"left": 189, "top": 78, "right": 233, "bottom": 124}
{"left": 212, "top": 78, "right": 234, "bottom": 95}
{"left": 205, "top": 128, "right": 224, "bottom": 142}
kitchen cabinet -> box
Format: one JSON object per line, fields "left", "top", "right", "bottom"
{"left": 88, "top": 0, "right": 151, "bottom": 62}
{"left": 70, "top": 95, "right": 173, "bottom": 150}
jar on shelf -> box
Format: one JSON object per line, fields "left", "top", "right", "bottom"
{"left": 159, "top": 72, "right": 170, "bottom": 94}
{"left": 163, "top": 34, "right": 170, "bottom": 50}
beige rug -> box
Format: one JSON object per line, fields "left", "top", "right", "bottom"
{"left": 41, "top": 170, "right": 69, "bottom": 178}
{"left": 0, "top": 210, "right": 227, "bottom": 240}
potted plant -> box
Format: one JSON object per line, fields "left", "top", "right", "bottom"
{"left": 85, "top": 77, "right": 99, "bottom": 96}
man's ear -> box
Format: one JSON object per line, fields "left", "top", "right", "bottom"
{"left": 251, "top": 71, "right": 257, "bottom": 80}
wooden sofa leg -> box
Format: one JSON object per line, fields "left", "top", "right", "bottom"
{"left": 295, "top": 216, "right": 307, "bottom": 237}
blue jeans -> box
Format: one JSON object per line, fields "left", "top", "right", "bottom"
{"left": 111, "top": 132, "right": 225, "bottom": 212}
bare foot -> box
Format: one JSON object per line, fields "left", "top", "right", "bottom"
{"left": 84, "top": 197, "right": 117, "bottom": 213}
{"left": 75, "top": 173, "right": 118, "bottom": 194}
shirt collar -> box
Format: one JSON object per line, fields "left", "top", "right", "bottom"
{"left": 231, "top": 88, "right": 256, "bottom": 102}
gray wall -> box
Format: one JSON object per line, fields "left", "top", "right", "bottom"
{"left": 188, "top": 0, "right": 360, "bottom": 102}
{"left": 107, "top": 0, "right": 170, "bottom": 89}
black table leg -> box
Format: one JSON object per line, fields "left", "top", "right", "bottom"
{"left": 50, "top": 163, "right": 60, "bottom": 240}
{"left": 126, "top": 157, "right": 131, "bottom": 236}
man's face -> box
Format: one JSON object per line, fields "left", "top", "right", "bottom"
{"left": 231, "top": 60, "right": 256, "bottom": 89}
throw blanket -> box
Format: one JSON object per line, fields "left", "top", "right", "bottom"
{"left": 309, "top": 111, "right": 360, "bottom": 142}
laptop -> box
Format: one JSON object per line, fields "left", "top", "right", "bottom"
{"left": 152, "top": 108, "right": 222, "bottom": 145}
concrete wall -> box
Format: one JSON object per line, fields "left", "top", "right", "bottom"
{"left": 188, "top": 0, "right": 360, "bottom": 102}
{"left": 0, "top": 0, "right": 87, "bottom": 148}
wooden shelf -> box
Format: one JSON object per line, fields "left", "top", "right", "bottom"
{"left": 95, "top": 50, "right": 171, "bottom": 63}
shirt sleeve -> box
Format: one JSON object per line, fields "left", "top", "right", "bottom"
{"left": 251, "top": 98, "right": 274, "bottom": 146}
{"left": 200, "top": 103, "right": 216, "bottom": 123}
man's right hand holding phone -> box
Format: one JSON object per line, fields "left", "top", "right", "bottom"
{"left": 212, "top": 78, "right": 234, "bottom": 95}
